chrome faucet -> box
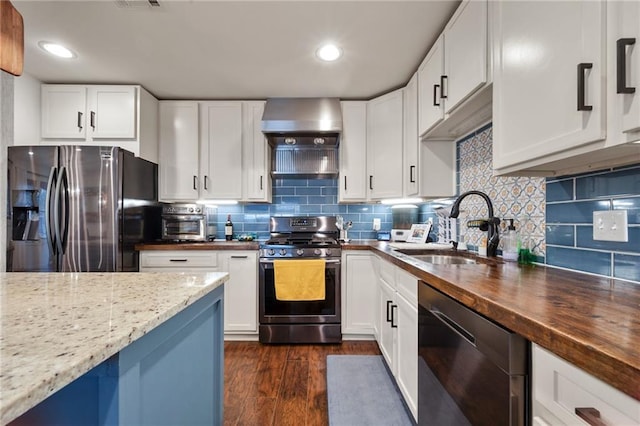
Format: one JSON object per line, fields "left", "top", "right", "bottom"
{"left": 449, "top": 190, "right": 500, "bottom": 257}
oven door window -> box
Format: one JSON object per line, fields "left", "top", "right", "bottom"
{"left": 261, "top": 262, "right": 338, "bottom": 318}
{"left": 162, "top": 217, "right": 203, "bottom": 236}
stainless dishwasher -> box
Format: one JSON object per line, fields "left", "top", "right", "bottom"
{"left": 418, "top": 282, "right": 529, "bottom": 425}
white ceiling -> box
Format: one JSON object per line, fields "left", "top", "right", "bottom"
{"left": 14, "top": 0, "right": 461, "bottom": 100}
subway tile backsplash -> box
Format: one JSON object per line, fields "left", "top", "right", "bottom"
{"left": 546, "top": 164, "right": 640, "bottom": 283}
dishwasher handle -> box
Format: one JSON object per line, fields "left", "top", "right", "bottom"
{"left": 430, "top": 309, "right": 476, "bottom": 346}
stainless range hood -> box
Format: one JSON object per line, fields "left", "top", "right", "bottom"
{"left": 262, "top": 98, "right": 342, "bottom": 178}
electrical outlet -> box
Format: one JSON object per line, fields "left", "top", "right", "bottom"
{"left": 373, "top": 218, "right": 381, "bottom": 231}
{"left": 593, "top": 210, "right": 628, "bottom": 242}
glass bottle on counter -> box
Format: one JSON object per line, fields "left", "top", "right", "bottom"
{"left": 225, "top": 215, "right": 233, "bottom": 241}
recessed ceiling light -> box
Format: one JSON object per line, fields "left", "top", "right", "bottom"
{"left": 38, "top": 41, "right": 76, "bottom": 59}
{"left": 316, "top": 44, "right": 342, "bottom": 62}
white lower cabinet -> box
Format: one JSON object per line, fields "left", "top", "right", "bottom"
{"left": 342, "top": 251, "right": 377, "bottom": 336}
{"left": 532, "top": 344, "right": 640, "bottom": 426}
{"left": 375, "top": 256, "right": 419, "bottom": 422}
{"left": 218, "top": 251, "right": 258, "bottom": 335}
{"left": 139, "top": 250, "right": 258, "bottom": 337}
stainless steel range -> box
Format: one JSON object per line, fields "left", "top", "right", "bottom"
{"left": 259, "top": 216, "right": 342, "bottom": 344}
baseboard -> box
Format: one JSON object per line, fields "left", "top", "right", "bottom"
{"left": 342, "top": 334, "right": 375, "bottom": 341}
{"left": 224, "top": 333, "right": 259, "bottom": 342}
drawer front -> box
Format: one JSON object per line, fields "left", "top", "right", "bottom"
{"left": 140, "top": 251, "right": 218, "bottom": 269}
{"left": 395, "top": 267, "right": 417, "bottom": 306}
{"left": 533, "top": 344, "right": 639, "bottom": 425}
{"left": 378, "top": 257, "right": 395, "bottom": 289}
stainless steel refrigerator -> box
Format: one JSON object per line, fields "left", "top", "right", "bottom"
{"left": 6, "top": 145, "right": 162, "bottom": 272}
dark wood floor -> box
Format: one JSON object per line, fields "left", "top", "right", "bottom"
{"left": 224, "top": 341, "right": 381, "bottom": 426}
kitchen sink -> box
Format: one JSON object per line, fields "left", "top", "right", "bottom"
{"left": 409, "top": 254, "right": 477, "bottom": 264}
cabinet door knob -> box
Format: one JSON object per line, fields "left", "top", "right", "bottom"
{"left": 577, "top": 63, "right": 594, "bottom": 111}
{"left": 616, "top": 38, "right": 636, "bottom": 94}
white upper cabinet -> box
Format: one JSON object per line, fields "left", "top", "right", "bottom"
{"left": 339, "top": 101, "right": 368, "bottom": 202}
{"left": 41, "top": 85, "right": 87, "bottom": 139}
{"left": 443, "top": 0, "right": 488, "bottom": 114}
{"left": 158, "top": 101, "right": 200, "bottom": 201}
{"left": 41, "top": 85, "right": 158, "bottom": 161}
{"left": 615, "top": 1, "right": 640, "bottom": 136}
{"left": 403, "top": 73, "right": 419, "bottom": 197}
{"left": 199, "top": 101, "right": 243, "bottom": 200}
{"left": 417, "top": 0, "right": 491, "bottom": 140}
{"left": 241, "top": 101, "right": 271, "bottom": 203}
{"left": 417, "top": 35, "right": 445, "bottom": 136}
{"left": 493, "top": 1, "right": 606, "bottom": 174}
{"left": 367, "top": 89, "right": 404, "bottom": 200}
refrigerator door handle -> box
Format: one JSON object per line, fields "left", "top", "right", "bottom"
{"left": 54, "top": 166, "right": 70, "bottom": 255}
{"left": 45, "top": 166, "right": 58, "bottom": 255}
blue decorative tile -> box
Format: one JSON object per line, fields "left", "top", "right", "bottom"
{"left": 545, "top": 246, "right": 611, "bottom": 276}
{"left": 612, "top": 197, "right": 640, "bottom": 225}
{"left": 613, "top": 253, "right": 640, "bottom": 282}
{"left": 546, "top": 200, "right": 608, "bottom": 224}
{"left": 576, "top": 166, "right": 640, "bottom": 199}
{"left": 308, "top": 195, "right": 336, "bottom": 205}
{"left": 348, "top": 205, "right": 374, "bottom": 213}
{"left": 546, "top": 180, "right": 574, "bottom": 202}
{"left": 322, "top": 186, "right": 338, "bottom": 196}
{"left": 243, "top": 204, "right": 270, "bottom": 214}
{"left": 273, "top": 187, "right": 295, "bottom": 196}
{"left": 308, "top": 179, "right": 338, "bottom": 187}
{"left": 545, "top": 225, "right": 574, "bottom": 246}
{"left": 280, "top": 196, "right": 308, "bottom": 204}
{"left": 295, "top": 186, "right": 322, "bottom": 196}
{"left": 576, "top": 225, "right": 640, "bottom": 252}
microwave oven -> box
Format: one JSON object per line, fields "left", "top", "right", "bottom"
{"left": 161, "top": 204, "right": 206, "bottom": 242}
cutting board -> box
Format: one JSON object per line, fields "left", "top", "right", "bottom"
{"left": 0, "top": 0, "right": 24, "bottom": 76}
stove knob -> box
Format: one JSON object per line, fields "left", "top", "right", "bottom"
{"left": 279, "top": 249, "right": 288, "bottom": 256}
{"left": 267, "top": 249, "right": 275, "bottom": 256}
{"left": 326, "top": 249, "right": 332, "bottom": 256}
{"left": 188, "top": 207, "right": 194, "bottom": 213}
{"left": 296, "top": 249, "right": 304, "bottom": 257}
{"left": 314, "top": 248, "right": 321, "bottom": 256}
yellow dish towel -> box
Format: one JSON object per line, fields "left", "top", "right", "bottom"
{"left": 274, "top": 259, "right": 326, "bottom": 301}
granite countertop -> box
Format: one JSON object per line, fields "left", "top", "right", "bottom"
{"left": 0, "top": 271, "right": 229, "bottom": 425}
{"left": 136, "top": 240, "right": 260, "bottom": 250}
{"left": 343, "top": 241, "right": 640, "bottom": 401}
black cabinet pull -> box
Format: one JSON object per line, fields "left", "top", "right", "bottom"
{"left": 410, "top": 165, "right": 416, "bottom": 183}
{"left": 169, "top": 259, "right": 188, "bottom": 262}
{"left": 369, "top": 175, "right": 373, "bottom": 190}
{"left": 386, "top": 300, "right": 393, "bottom": 322}
{"left": 204, "top": 175, "right": 208, "bottom": 190}
{"left": 90, "top": 111, "right": 96, "bottom": 129}
{"left": 344, "top": 176, "right": 347, "bottom": 191}
{"left": 260, "top": 175, "right": 263, "bottom": 190}
{"left": 617, "top": 38, "right": 636, "bottom": 94}
{"left": 77, "top": 112, "right": 83, "bottom": 130}
{"left": 433, "top": 84, "right": 440, "bottom": 106}
{"left": 440, "top": 75, "right": 448, "bottom": 99}
{"left": 391, "top": 305, "right": 398, "bottom": 328}
{"left": 577, "top": 63, "right": 593, "bottom": 111}
{"left": 193, "top": 175, "right": 197, "bottom": 190}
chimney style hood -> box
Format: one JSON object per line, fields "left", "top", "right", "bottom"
{"left": 263, "top": 97, "right": 342, "bottom": 179}
{"left": 262, "top": 97, "right": 342, "bottom": 145}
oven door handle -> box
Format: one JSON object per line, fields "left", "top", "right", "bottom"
{"left": 430, "top": 309, "right": 476, "bottom": 346}
{"left": 259, "top": 258, "right": 341, "bottom": 264}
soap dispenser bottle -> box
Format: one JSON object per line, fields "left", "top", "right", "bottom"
{"left": 502, "top": 219, "right": 519, "bottom": 261}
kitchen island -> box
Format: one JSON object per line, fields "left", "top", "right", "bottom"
{"left": 0, "top": 271, "right": 229, "bottom": 425}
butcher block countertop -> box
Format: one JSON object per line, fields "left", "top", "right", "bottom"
{"left": 0, "top": 272, "right": 229, "bottom": 424}
{"left": 343, "top": 241, "right": 640, "bottom": 401}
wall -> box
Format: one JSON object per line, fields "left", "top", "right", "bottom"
{"left": 546, "top": 165, "right": 640, "bottom": 282}
{"left": 13, "top": 72, "right": 40, "bottom": 146}
{"left": 0, "top": 71, "right": 14, "bottom": 272}
{"left": 420, "top": 124, "right": 547, "bottom": 257}
{"left": 214, "top": 179, "right": 394, "bottom": 241}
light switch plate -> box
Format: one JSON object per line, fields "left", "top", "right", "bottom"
{"left": 373, "top": 218, "right": 381, "bottom": 231}
{"left": 593, "top": 210, "right": 628, "bottom": 242}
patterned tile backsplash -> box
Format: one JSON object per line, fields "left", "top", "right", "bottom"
{"left": 546, "top": 164, "right": 640, "bottom": 282}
